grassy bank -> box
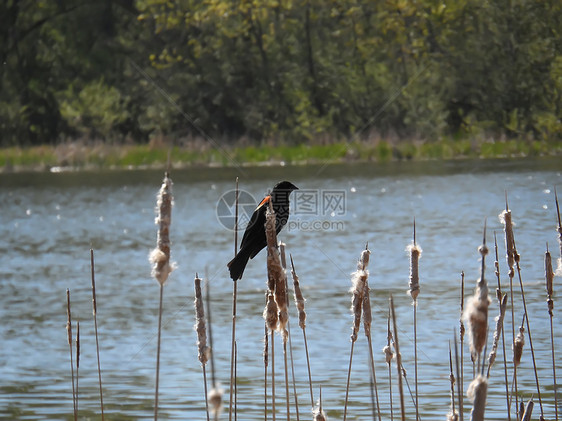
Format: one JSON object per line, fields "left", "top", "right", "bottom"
{"left": 1, "top": 137, "right": 561, "bottom": 172}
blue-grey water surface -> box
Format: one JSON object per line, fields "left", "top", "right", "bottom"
{"left": 1, "top": 158, "right": 561, "bottom": 420}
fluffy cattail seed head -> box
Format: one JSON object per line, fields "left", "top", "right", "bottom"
{"left": 209, "top": 386, "right": 223, "bottom": 418}
{"left": 465, "top": 278, "right": 491, "bottom": 360}
{"left": 349, "top": 249, "right": 370, "bottom": 342}
{"left": 150, "top": 173, "right": 175, "bottom": 285}
{"left": 264, "top": 292, "right": 278, "bottom": 332}
{"left": 467, "top": 374, "right": 488, "bottom": 421}
{"left": 383, "top": 345, "right": 394, "bottom": 364}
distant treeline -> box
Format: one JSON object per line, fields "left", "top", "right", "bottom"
{"left": 1, "top": 0, "right": 561, "bottom": 146}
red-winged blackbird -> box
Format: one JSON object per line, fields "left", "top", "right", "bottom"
{"left": 228, "top": 181, "right": 299, "bottom": 281}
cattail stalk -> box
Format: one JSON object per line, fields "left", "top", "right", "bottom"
{"left": 313, "top": 387, "right": 327, "bottom": 421}
{"left": 505, "top": 202, "right": 544, "bottom": 417}
{"left": 500, "top": 204, "right": 519, "bottom": 413}
{"left": 545, "top": 246, "right": 558, "bottom": 421}
{"left": 467, "top": 374, "right": 488, "bottom": 421}
{"left": 360, "top": 247, "right": 381, "bottom": 421}
{"left": 66, "top": 289, "right": 77, "bottom": 420}
{"left": 384, "top": 309, "right": 394, "bottom": 421}
{"left": 264, "top": 292, "right": 278, "bottom": 420}
{"left": 555, "top": 187, "right": 562, "bottom": 276}
{"left": 205, "top": 276, "right": 222, "bottom": 421}
{"left": 464, "top": 226, "right": 490, "bottom": 373}
{"left": 290, "top": 255, "right": 314, "bottom": 409}
{"left": 263, "top": 308, "right": 269, "bottom": 421}
{"left": 407, "top": 222, "right": 421, "bottom": 421}
{"left": 194, "top": 275, "right": 211, "bottom": 421}
{"left": 448, "top": 343, "right": 458, "bottom": 421}
{"left": 90, "top": 249, "right": 105, "bottom": 420}
{"left": 390, "top": 295, "right": 406, "bottom": 421}
{"left": 492, "top": 233, "right": 510, "bottom": 421}
{"left": 458, "top": 272, "right": 465, "bottom": 421}
{"left": 343, "top": 248, "right": 370, "bottom": 421}
{"left": 264, "top": 203, "right": 290, "bottom": 420}
{"left": 150, "top": 172, "right": 174, "bottom": 421}
{"left": 229, "top": 177, "right": 239, "bottom": 421}
{"left": 75, "top": 320, "right": 80, "bottom": 418}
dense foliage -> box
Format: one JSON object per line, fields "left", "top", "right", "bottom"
{"left": 1, "top": 0, "right": 561, "bottom": 146}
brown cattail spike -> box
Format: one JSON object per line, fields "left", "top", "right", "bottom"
{"left": 349, "top": 249, "right": 370, "bottom": 342}
{"left": 150, "top": 173, "right": 175, "bottom": 286}
{"left": 407, "top": 243, "right": 422, "bottom": 301}
{"left": 194, "top": 276, "right": 210, "bottom": 365}
{"left": 545, "top": 248, "right": 554, "bottom": 316}
{"left": 290, "top": 255, "right": 307, "bottom": 330}
{"left": 499, "top": 208, "right": 516, "bottom": 275}
{"left": 264, "top": 292, "right": 278, "bottom": 333}
{"left": 513, "top": 325, "right": 525, "bottom": 367}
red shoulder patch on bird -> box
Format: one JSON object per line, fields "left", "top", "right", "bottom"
{"left": 257, "top": 195, "right": 271, "bottom": 209}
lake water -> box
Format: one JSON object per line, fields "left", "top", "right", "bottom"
{"left": 1, "top": 158, "right": 561, "bottom": 420}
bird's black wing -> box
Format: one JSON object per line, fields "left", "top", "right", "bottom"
{"left": 239, "top": 195, "right": 270, "bottom": 251}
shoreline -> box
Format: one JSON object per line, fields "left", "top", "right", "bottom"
{"left": 1, "top": 137, "right": 561, "bottom": 173}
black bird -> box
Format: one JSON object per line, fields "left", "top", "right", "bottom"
{"left": 228, "top": 181, "right": 299, "bottom": 281}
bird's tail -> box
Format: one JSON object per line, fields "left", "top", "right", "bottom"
{"left": 227, "top": 247, "right": 252, "bottom": 281}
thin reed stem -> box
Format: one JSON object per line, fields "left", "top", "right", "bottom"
{"left": 229, "top": 177, "right": 239, "bottom": 421}
{"left": 264, "top": 318, "right": 269, "bottom": 421}
{"left": 407, "top": 222, "right": 421, "bottom": 421}
{"left": 66, "top": 289, "right": 77, "bottom": 420}
{"left": 448, "top": 342, "right": 458, "bottom": 421}
{"left": 150, "top": 172, "right": 174, "bottom": 421}
{"left": 500, "top": 202, "right": 518, "bottom": 415}
{"left": 390, "top": 295, "right": 406, "bottom": 421}
{"left": 545, "top": 245, "right": 558, "bottom": 421}
{"left": 459, "top": 272, "right": 465, "bottom": 421}
{"left": 271, "top": 330, "right": 276, "bottom": 421}
{"left": 154, "top": 283, "right": 164, "bottom": 421}
{"left": 75, "top": 320, "right": 80, "bottom": 418}
{"left": 492, "top": 233, "right": 510, "bottom": 421}
{"left": 343, "top": 339, "right": 356, "bottom": 421}
{"left": 513, "top": 240, "right": 544, "bottom": 417}
{"left": 90, "top": 249, "right": 105, "bottom": 420}
{"left": 384, "top": 309, "right": 394, "bottom": 421}
{"left": 283, "top": 340, "right": 290, "bottom": 421}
